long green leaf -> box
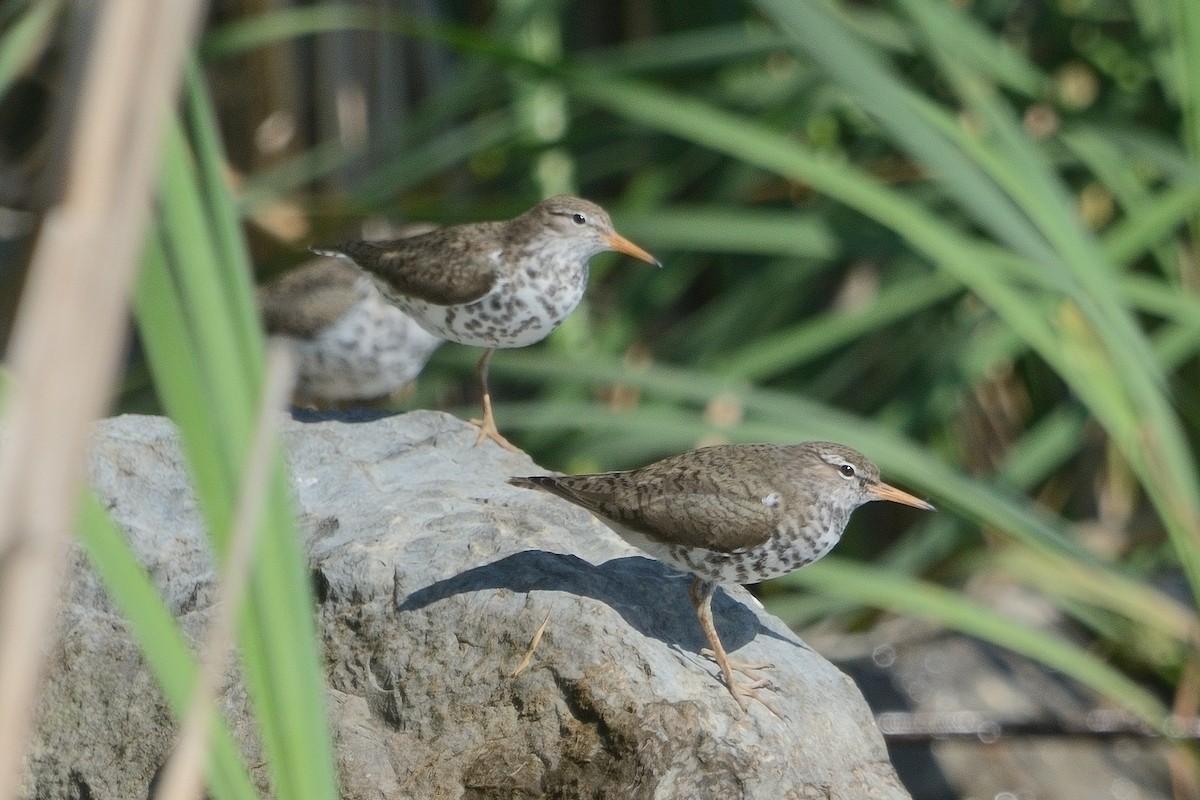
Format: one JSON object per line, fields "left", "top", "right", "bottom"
{"left": 776, "top": 558, "right": 1169, "bottom": 724}
{"left": 140, "top": 110, "right": 337, "bottom": 798}
{"left": 612, "top": 206, "right": 840, "bottom": 259}
{"left": 0, "top": 0, "right": 61, "bottom": 99}
{"left": 76, "top": 493, "right": 258, "bottom": 800}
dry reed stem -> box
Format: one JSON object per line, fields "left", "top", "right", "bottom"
{"left": 0, "top": 2, "right": 203, "bottom": 797}
{"left": 511, "top": 609, "right": 553, "bottom": 678}
{"left": 153, "top": 343, "right": 297, "bottom": 800}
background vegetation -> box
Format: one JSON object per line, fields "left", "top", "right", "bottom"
{"left": 3, "top": 0, "right": 1200, "bottom": 796}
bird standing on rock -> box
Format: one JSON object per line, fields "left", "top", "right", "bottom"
{"left": 509, "top": 441, "right": 934, "bottom": 712}
{"left": 313, "top": 196, "right": 660, "bottom": 450}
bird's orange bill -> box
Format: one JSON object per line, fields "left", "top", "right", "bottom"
{"left": 605, "top": 232, "right": 662, "bottom": 268}
{"left": 869, "top": 481, "right": 935, "bottom": 511}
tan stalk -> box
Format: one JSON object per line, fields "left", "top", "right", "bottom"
{"left": 0, "top": 3, "right": 203, "bottom": 797}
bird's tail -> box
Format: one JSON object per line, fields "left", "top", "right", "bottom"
{"left": 310, "top": 245, "right": 350, "bottom": 261}
{"left": 507, "top": 475, "right": 556, "bottom": 491}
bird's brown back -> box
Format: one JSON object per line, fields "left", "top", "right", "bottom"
{"left": 259, "top": 258, "right": 363, "bottom": 338}
{"left": 325, "top": 224, "right": 503, "bottom": 306}
{"left": 510, "top": 444, "right": 813, "bottom": 553}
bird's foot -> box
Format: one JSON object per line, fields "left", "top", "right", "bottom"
{"left": 703, "top": 649, "right": 782, "bottom": 718}
{"left": 469, "top": 415, "right": 521, "bottom": 453}
{"left": 702, "top": 649, "right": 774, "bottom": 687}
{"left": 727, "top": 676, "right": 784, "bottom": 719}
{"left": 691, "top": 579, "right": 783, "bottom": 717}
{"left": 730, "top": 681, "right": 783, "bottom": 719}
{"left": 470, "top": 363, "right": 521, "bottom": 452}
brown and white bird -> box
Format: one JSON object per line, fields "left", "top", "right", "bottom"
{"left": 510, "top": 441, "right": 934, "bottom": 711}
{"left": 259, "top": 256, "right": 442, "bottom": 407}
{"left": 312, "top": 196, "right": 659, "bottom": 449}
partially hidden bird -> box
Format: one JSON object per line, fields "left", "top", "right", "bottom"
{"left": 260, "top": 255, "right": 443, "bottom": 407}
{"left": 509, "top": 441, "right": 934, "bottom": 712}
{"left": 312, "top": 196, "right": 659, "bottom": 449}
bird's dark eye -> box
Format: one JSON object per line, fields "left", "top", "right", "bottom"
{"left": 839, "top": 463, "right": 856, "bottom": 478}
{"left": 571, "top": 213, "right": 587, "bottom": 225}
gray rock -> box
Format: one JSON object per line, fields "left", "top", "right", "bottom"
{"left": 25, "top": 411, "right": 910, "bottom": 799}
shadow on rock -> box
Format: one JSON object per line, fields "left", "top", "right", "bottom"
{"left": 396, "top": 550, "right": 800, "bottom": 658}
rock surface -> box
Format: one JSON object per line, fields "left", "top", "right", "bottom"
{"left": 25, "top": 411, "right": 910, "bottom": 799}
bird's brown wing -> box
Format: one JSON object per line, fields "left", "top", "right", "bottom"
{"left": 258, "top": 258, "right": 361, "bottom": 338}
{"left": 512, "top": 464, "right": 782, "bottom": 554}
{"left": 319, "top": 226, "right": 500, "bottom": 306}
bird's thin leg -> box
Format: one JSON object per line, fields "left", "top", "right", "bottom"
{"left": 468, "top": 348, "right": 519, "bottom": 452}
{"left": 691, "top": 578, "right": 780, "bottom": 717}
{"left": 691, "top": 579, "right": 745, "bottom": 706}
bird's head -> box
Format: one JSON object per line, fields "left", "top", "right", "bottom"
{"left": 805, "top": 442, "right": 935, "bottom": 514}
{"left": 528, "top": 196, "right": 661, "bottom": 267}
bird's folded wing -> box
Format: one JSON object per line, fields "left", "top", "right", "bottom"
{"left": 612, "top": 487, "right": 779, "bottom": 553}
{"left": 548, "top": 472, "right": 779, "bottom": 554}
{"left": 258, "top": 259, "right": 361, "bottom": 338}
{"left": 335, "top": 234, "right": 497, "bottom": 306}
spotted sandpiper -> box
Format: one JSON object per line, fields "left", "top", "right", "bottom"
{"left": 313, "top": 196, "right": 659, "bottom": 449}
{"left": 509, "top": 441, "right": 934, "bottom": 711}
{"left": 259, "top": 256, "right": 443, "bottom": 407}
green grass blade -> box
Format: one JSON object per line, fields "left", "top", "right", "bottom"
{"left": 181, "top": 60, "right": 263, "bottom": 376}
{"left": 138, "top": 107, "right": 338, "bottom": 798}
{"left": 711, "top": 272, "right": 960, "bottom": 381}
{"left": 200, "top": 5, "right": 385, "bottom": 60}
{"left": 611, "top": 206, "right": 840, "bottom": 259}
{"left": 1102, "top": 182, "right": 1200, "bottom": 269}
{"left": 76, "top": 493, "right": 259, "bottom": 800}
{"left": 776, "top": 558, "right": 1169, "bottom": 724}
{"left": 0, "top": 0, "right": 61, "bottom": 98}
{"left": 1170, "top": 0, "right": 1200, "bottom": 239}
{"left": 988, "top": 545, "right": 1200, "bottom": 649}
